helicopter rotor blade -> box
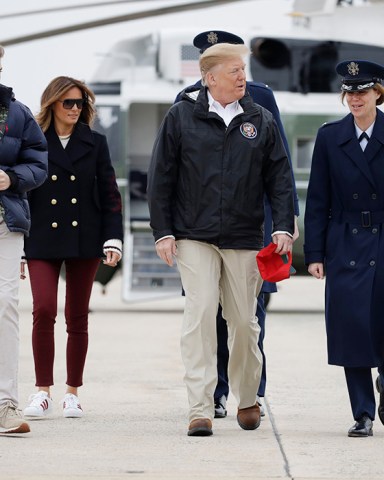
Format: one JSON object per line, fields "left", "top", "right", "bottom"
{"left": 0, "top": 0, "right": 161, "bottom": 19}
{"left": 1, "top": 0, "right": 243, "bottom": 46}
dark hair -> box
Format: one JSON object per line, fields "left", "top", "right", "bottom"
{"left": 36, "top": 76, "right": 96, "bottom": 132}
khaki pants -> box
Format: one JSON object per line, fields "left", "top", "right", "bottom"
{"left": 176, "top": 240, "right": 263, "bottom": 422}
{"left": 0, "top": 218, "right": 24, "bottom": 406}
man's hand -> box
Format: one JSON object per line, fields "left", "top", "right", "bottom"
{"left": 272, "top": 233, "right": 293, "bottom": 255}
{"left": 156, "top": 237, "right": 177, "bottom": 266}
{"left": 20, "top": 261, "right": 26, "bottom": 280}
{"left": 0, "top": 170, "right": 11, "bottom": 191}
{"left": 308, "top": 262, "right": 324, "bottom": 279}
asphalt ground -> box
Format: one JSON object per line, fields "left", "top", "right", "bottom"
{"left": 1, "top": 275, "right": 383, "bottom": 479}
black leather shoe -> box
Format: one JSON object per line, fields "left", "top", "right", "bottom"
{"left": 375, "top": 375, "right": 384, "bottom": 425}
{"left": 348, "top": 415, "right": 373, "bottom": 437}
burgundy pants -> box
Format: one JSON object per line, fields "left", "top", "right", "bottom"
{"left": 27, "top": 258, "right": 100, "bottom": 387}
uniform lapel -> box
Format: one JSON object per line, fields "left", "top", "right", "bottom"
{"left": 364, "top": 109, "right": 384, "bottom": 164}
{"left": 65, "top": 122, "right": 94, "bottom": 164}
{"left": 45, "top": 124, "right": 75, "bottom": 173}
{"left": 338, "top": 114, "right": 375, "bottom": 187}
{"left": 45, "top": 122, "right": 94, "bottom": 172}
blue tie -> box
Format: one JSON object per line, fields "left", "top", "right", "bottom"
{"left": 359, "top": 132, "right": 369, "bottom": 143}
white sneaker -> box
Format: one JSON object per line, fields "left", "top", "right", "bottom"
{"left": 24, "top": 391, "right": 53, "bottom": 418}
{"left": 257, "top": 395, "right": 265, "bottom": 417}
{"left": 62, "top": 393, "right": 83, "bottom": 418}
{"left": 0, "top": 401, "right": 30, "bottom": 434}
{"left": 214, "top": 395, "right": 227, "bottom": 418}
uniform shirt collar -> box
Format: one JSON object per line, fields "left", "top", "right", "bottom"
{"left": 207, "top": 90, "right": 243, "bottom": 126}
{"left": 354, "top": 121, "right": 375, "bottom": 139}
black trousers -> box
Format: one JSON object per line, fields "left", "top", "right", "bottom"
{"left": 344, "top": 367, "right": 384, "bottom": 421}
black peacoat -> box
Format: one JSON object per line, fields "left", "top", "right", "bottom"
{"left": 24, "top": 122, "right": 123, "bottom": 259}
{"left": 304, "top": 108, "right": 384, "bottom": 368}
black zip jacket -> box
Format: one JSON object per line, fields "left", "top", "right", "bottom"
{"left": 147, "top": 87, "right": 294, "bottom": 249}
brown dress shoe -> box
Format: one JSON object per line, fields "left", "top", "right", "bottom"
{"left": 237, "top": 404, "right": 261, "bottom": 430}
{"left": 187, "top": 418, "right": 213, "bottom": 436}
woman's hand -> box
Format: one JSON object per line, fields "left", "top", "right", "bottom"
{"left": 103, "top": 251, "right": 121, "bottom": 268}
{"left": 308, "top": 262, "right": 324, "bottom": 279}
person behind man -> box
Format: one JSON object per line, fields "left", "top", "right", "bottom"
{"left": 305, "top": 60, "right": 384, "bottom": 437}
{"left": 148, "top": 42, "right": 294, "bottom": 436}
{"left": 0, "top": 45, "right": 48, "bottom": 434}
{"left": 175, "top": 30, "right": 300, "bottom": 418}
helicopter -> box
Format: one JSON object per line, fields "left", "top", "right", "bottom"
{"left": 2, "top": 0, "right": 384, "bottom": 301}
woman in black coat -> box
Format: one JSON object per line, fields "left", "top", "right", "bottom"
{"left": 305, "top": 60, "right": 384, "bottom": 438}
{"left": 23, "top": 76, "right": 123, "bottom": 419}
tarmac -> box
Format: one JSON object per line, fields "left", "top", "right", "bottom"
{"left": 1, "top": 273, "right": 384, "bottom": 480}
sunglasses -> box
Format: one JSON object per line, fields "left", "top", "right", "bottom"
{"left": 59, "top": 98, "right": 86, "bottom": 109}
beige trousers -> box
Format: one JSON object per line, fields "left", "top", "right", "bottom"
{"left": 0, "top": 218, "right": 24, "bottom": 406}
{"left": 176, "top": 240, "right": 263, "bottom": 422}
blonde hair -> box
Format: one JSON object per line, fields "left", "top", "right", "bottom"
{"left": 341, "top": 83, "right": 384, "bottom": 106}
{"left": 0, "top": 45, "right": 4, "bottom": 58}
{"left": 199, "top": 43, "right": 249, "bottom": 86}
{"left": 36, "top": 76, "right": 96, "bottom": 132}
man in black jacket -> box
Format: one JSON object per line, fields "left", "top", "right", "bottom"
{"left": 148, "top": 42, "right": 294, "bottom": 436}
{"left": 175, "top": 30, "right": 300, "bottom": 419}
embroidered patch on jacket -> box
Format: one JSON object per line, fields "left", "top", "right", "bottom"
{"left": 240, "top": 122, "right": 257, "bottom": 139}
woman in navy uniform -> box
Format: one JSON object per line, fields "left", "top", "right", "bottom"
{"left": 23, "top": 77, "right": 123, "bottom": 419}
{"left": 305, "top": 60, "right": 384, "bottom": 437}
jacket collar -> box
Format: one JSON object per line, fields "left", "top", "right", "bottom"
{"left": 45, "top": 122, "right": 95, "bottom": 172}
{"left": 192, "top": 86, "right": 260, "bottom": 120}
{"left": 0, "top": 84, "right": 13, "bottom": 107}
{"left": 337, "top": 110, "right": 384, "bottom": 186}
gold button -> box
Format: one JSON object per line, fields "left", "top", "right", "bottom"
{"left": 52, "top": 222, "right": 58, "bottom": 228}
{"left": 70, "top": 175, "right": 76, "bottom": 181}
{"left": 51, "top": 199, "right": 57, "bottom": 205}
{"left": 72, "top": 221, "right": 78, "bottom": 227}
{"left": 71, "top": 198, "right": 77, "bottom": 204}
{"left": 51, "top": 175, "right": 57, "bottom": 181}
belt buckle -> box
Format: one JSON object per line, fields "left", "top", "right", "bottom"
{"left": 361, "top": 211, "right": 371, "bottom": 228}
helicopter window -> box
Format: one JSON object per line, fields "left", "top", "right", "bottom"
{"left": 250, "top": 37, "right": 384, "bottom": 93}
{"left": 296, "top": 138, "right": 315, "bottom": 172}
{"left": 93, "top": 105, "right": 123, "bottom": 176}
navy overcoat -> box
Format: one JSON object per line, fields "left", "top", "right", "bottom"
{"left": 304, "top": 108, "right": 384, "bottom": 367}
{"left": 24, "top": 122, "right": 123, "bottom": 259}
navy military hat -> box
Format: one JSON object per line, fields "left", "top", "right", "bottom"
{"left": 336, "top": 60, "right": 384, "bottom": 92}
{"left": 193, "top": 30, "right": 244, "bottom": 53}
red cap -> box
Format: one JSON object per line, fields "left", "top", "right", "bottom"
{"left": 256, "top": 242, "right": 292, "bottom": 283}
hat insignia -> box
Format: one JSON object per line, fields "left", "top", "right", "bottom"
{"left": 207, "top": 32, "right": 218, "bottom": 45}
{"left": 347, "top": 62, "right": 359, "bottom": 76}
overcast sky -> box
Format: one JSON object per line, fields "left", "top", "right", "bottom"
{"left": 0, "top": 0, "right": 292, "bottom": 111}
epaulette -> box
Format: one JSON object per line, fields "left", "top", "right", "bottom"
{"left": 319, "top": 118, "right": 342, "bottom": 129}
